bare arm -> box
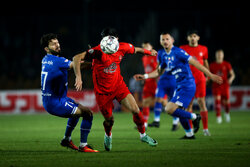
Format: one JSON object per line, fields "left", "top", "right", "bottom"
{"left": 72, "top": 51, "right": 87, "bottom": 91}
{"left": 228, "top": 69, "right": 235, "bottom": 85}
{"left": 134, "top": 47, "right": 158, "bottom": 56}
{"left": 189, "top": 57, "right": 223, "bottom": 84}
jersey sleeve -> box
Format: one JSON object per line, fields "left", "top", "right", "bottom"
{"left": 226, "top": 62, "right": 232, "bottom": 71}
{"left": 203, "top": 46, "right": 208, "bottom": 60}
{"left": 120, "top": 42, "right": 135, "bottom": 55}
{"left": 57, "top": 57, "right": 72, "bottom": 69}
{"left": 86, "top": 45, "right": 102, "bottom": 59}
{"left": 178, "top": 48, "right": 191, "bottom": 63}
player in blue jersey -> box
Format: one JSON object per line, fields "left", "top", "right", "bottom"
{"left": 134, "top": 49, "right": 180, "bottom": 131}
{"left": 158, "top": 32, "right": 222, "bottom": 138}
{"left": 40, "top": 33, "right": 98, "bottom": 152}
{"left": 135, "top": 32, "right": 222, "bottom": 139}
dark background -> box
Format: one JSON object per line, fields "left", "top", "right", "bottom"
{"left": 0, "top": 0, "right": 248, "bottom": 90}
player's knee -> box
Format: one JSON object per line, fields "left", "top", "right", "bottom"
{"left": 103, "top": 116, "right": 114, "bottom": 127}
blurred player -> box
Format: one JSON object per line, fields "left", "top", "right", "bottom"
{"left": 40, "top": 33, "right": 98, "bottom": 152}
{"left": 73, "top": 28, "right": 158, "bottom": 151}
{"left": 134, "top": 44, "right": 179, "bottom": 131}
{"left": 139, "top": 41, "right": 158, "bottom": 128}
{"left": 135, "top": 32, "right": 222, "bottom": 139}
{"left": 180, "top": 30, "right": 211, "bottom": 136}
{"left": 209, "top": 49, "right": 235, "bottom": 123}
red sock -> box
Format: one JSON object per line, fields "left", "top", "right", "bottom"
{"left": 225, "top": 103, "right": 230, "bottom": 114}
{"left": 133, "top": 112, "right": 145, "bottom": 134}
{"left": 189, "top": 110, "right": 193, "bottom": 129}
{"left": 200, "top": 111, "right": 208, "bottom": 130}
{"left": 215, "top": 99, "right": 221, "bottom": 117}
{"left": 142, "top": 107, "right": 150, "bottom": 123}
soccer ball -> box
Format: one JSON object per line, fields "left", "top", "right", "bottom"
{"left": 100, "top": 36, "right": 119, "bottom": 54}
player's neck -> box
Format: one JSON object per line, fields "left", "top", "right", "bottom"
{"left": 189, "top": 43, "right": 198, "bottom": 47}
{"left": 164, "top": 45, "right": 173, "bottom": 54}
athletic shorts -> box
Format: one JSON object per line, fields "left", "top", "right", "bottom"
{"left": 143, "top": 80, "right": 157, "bottom": 99}
{"left": 155, "top": 79, "right": 176, "bottom": 100}
{"left": 170, "top": 84, "right": 196, "bottom": 109}
{"left": 42, "top": 96, "right": 78, "bottom": 118}
{"left": 212, "top": 85, "right": 230, "bottom": 100}
{"left": 95, "top": 81, "right": 130, "bottom": 118}
{"left": 194, "top": 79, "right": 206, "bottom": 98}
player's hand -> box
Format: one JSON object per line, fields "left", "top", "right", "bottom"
{"left": 211, "top": 74, "right": 223, "bottom": 84}
{"left": 75, "top": 77, "right": 83, "bottom": 91}
{"left": 133, "top": 74, "right": 145, "bottom": 81}
{"left": 150, "top": 49, "right": 158, "bottom": 56}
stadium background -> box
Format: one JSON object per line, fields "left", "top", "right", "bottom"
{"left": 0, "top": 0, "right": 249, "bottom": 112}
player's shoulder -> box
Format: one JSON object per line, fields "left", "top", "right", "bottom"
{"left": 119, "top": 42, "right": 134, "bottom": 49}
{"left": 198, "top": 44, "right": 208, "bottom": 50}
{"left": 157, "top": 48, "right": 165, "bottom": 55}
{"left": 174, "top": 46, "right": 187, "bottom": 54}
{"left": 179, "top": 44, "right": 189, "bottom": 49}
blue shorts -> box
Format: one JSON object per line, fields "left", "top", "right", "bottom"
{"left": 42, "top": 96, "right": 79, "bottom": 118}
{"left": 170, "top": 84, "right": 196, "bottom": 109}
{"left": 155, "top": 78, "right": 176, "bottom": 100}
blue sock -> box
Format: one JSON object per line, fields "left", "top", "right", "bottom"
{"left": 179, "top": 117, "right": 191, "bottom": 132}
{"left": 172, "top": 108, "right": 192, "bottom": 119}
{"left": 80, "top": 115, "right": 93, "bottom": 143}
{"left": 154, "top": 102, "right": 162, "bottom": 121}
{"left": 64, "top": 117, "right": 80, "bottom": 138}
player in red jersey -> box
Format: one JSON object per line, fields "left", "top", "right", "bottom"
{"left": 140, "top": 41, "right": 158, "bottom": 128}
{"left": 180, "top": 30, "right": 211, "bottom": 136}
{"left": 72, "top": 28, "right": 158, "bottom": 151}
{"left": 209, "top": 49, "right": 235, "bottom": 123}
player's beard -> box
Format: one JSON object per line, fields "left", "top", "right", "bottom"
{"left": 49, "top": 48, "right": 61, "bottom": 56}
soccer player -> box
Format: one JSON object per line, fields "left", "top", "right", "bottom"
{"left": 209, "top": 49, "right": 235, "bottom": 123}
{"left": 73, "top": 28, "right": 158, "bottom": 151}
{"left": 139, "top": 41, "right": 158, "bottom": 128}
{"left": 40, "top": 33, "right": 98, "bottom": 152}
{"left": 136, "top": 32, "right": 222, "bottom": 139}
{"left": 134, "top": 45, "right": 179, "bottom": 131}
{"left": 180, "top": 30, "right": 211, "bottom": 136}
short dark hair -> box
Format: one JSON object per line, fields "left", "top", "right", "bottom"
{"left": 101, "top": 27, "right": 118, "bottom": 38}
{"left": 187, "top": 29, "right": 199, "bottom": 36}
{"left": 40, "top": 33, "right": 58, "bottom": 48}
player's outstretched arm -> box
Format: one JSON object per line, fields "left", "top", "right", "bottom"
{"left": 72, "top": 51, "right": 87, "bottom": 91}
{"left": 134, "top": 47, "right": 157, "bottom": 56}
{"left": 133, "top": 68, "right": 159, "bottom": 81}
{"left": 189, "top": 57, "right": 223, "bottom": 84}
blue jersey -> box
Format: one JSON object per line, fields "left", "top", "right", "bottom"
{"left": 156, "top": 49, "right": 176, "bottom": 99}
{"left": 41, "top": 54, "right": 71, "bottom": 97}
{"left": 159, "top": 46, "right": 196, "bottom": 108}
{"left": 159, "top": 46, "right": 194, "bottom": 87}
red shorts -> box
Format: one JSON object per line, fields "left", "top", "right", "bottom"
{"left": 194, "top": 79, "right": 206, "bottom": 98}
{"left": 95, "top": 81, "right": 130, "bottom": 118}
{"left": 212, "top": 85, "right": 230, "bottom": 100}
{"left": 143, "top": 79, "right": 157, "bottom": 99}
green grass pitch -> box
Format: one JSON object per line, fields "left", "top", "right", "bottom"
{"left": 0, "top": 111, "right": 250, "bottom": 167}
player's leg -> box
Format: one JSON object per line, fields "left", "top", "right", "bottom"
{"left": 214, "top": 95, "right": 222, "bottom": 123}
{"left": 187, "top": 99, "right": 194, "bottom": 130}
{"left": 98, "top": 101, "right": 114, "bottom": 151}
{"left": 223, "top": 86, "right": 231, "bottom": 122}
{"left": 148, "top": 97, "right": 165, "bottom": 127}
{"left": 142, "top": 96, "right": 154, "bottom": 128}
{"left": 197, "top": 97, "right": 210, "bottom": 136}
{"left": 120, "top": 94, "right": 158, "bottom": 146}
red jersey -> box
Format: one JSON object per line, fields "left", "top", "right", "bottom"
{"left": 180, "top": 44, "right": 208, "bottom": 82}
{"left": 209, "top": 61, "right": 232, "bottom": 87}
{"left": 87, "top": 42, "right": 135, "bottom": 94}
{"left": 142, "top": 55, "right": 158, "bottom": 83}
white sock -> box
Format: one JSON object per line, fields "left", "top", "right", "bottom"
{"left": 140, "top": 133, "right": 146, "bottom": 139}
{"left": 154, "top": 118, "right": 160, "bottom": 122}
{"left": 63, "top": 136, "right": 71, "bottom": 141}
{"left": 80, "top": 142, "right": 87, "bottom": 148}
{"left": 191, "top": 113, "right": 197, "bottom": 120}
{"left": 185, "top": 131, "right": 194, "bottom": 137}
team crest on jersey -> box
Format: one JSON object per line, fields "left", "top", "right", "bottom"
{"left": 88, "top": 49, "right": 94, "bottom": 54}
{"left": 129, "top": 44, "right": 133, "bottom": 48}
{"left": 103, "top": 62, "right": 117, "bottom": 74}
{"left": 199, "top": 52, "right": 203, "bottom": 56}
